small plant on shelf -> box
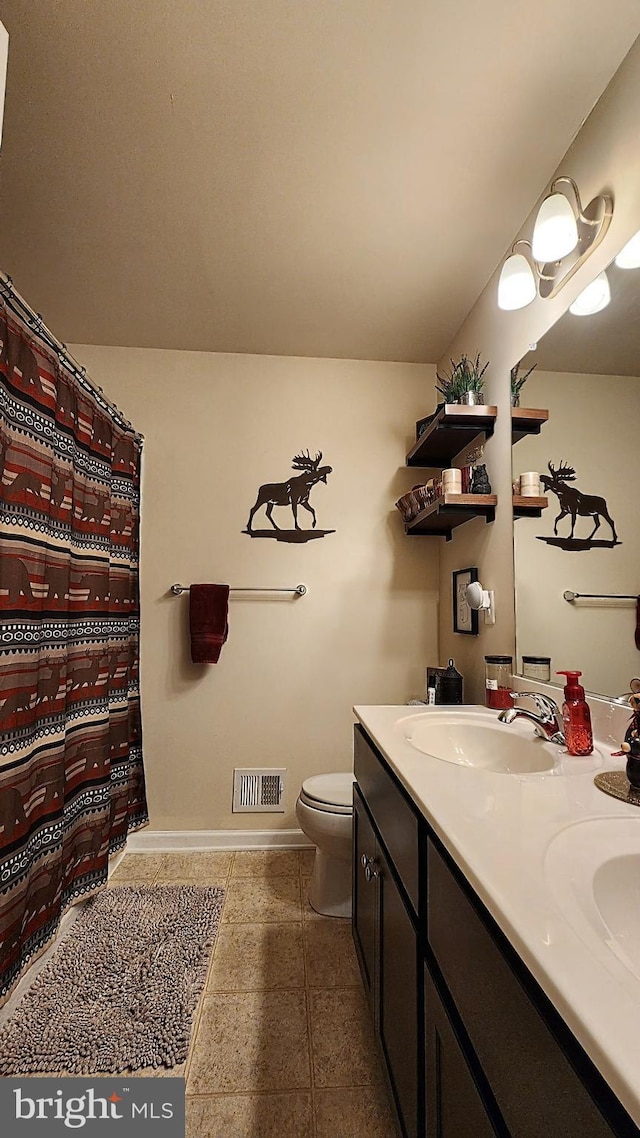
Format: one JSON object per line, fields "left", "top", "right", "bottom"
{"left": 436, "top": 353, "right": 489, "bottom": 406}
{"left": 510, "top": 359, "right": 537, "bottom": 407}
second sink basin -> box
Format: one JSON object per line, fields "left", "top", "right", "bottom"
{"left": 398, "top": 709, "right": 559, "bottom": 774}
{"left": 544, "top": 817, "right": 640, "bottom": 984}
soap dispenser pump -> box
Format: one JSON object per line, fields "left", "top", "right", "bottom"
{"left": 557, "top": 670, "right": 593, "bottom": 756}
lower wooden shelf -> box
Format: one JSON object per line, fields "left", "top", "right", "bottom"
{"left": 513, "top": 495, "right": 548, "bottom": 519}
{"left": 405, "top": 494, "right": 497, "bottom": 540}
{"left": 511, "top": 408, "right": 549, "bottom": 444}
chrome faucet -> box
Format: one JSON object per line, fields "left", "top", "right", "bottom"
{"left": 498, "top": 692, "right": 565, "bottom": 745}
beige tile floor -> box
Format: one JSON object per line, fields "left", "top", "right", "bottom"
{"left": 107, "top": 848, "right": 400, "bottom": 1137}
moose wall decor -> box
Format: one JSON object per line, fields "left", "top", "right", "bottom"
{"left": 245, "top": 450, "right": 334, "bottom": 542}
{"left": 537, "top": 460, "right": 619, "bottom": 550}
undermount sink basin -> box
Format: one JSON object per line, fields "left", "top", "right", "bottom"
{"left": 398, "top": 709, "right": 560, "bottom": 774}
{"left": 544, "top": 817, "right": 640, "bottom": 982}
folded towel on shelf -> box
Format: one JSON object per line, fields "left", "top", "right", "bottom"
{"left": 190, "top": 584, "right": 230, "bottom": 664}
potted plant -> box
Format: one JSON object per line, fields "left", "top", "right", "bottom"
{"left": 436, "top": 353, "right": 488, "bottom": 406}
{"left": 510, "top": 359, "right": 537, "bottom": 407}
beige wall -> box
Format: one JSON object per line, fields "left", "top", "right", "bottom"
{"left": 437, "top": 37, "right": 640, "bottom": 702}
{"left": 71, "top": 346, "right": 438, "bottom": 831}
{"left": 67, "top": 39, "right": 640, "bottom": 824}
{"left": 0, "top": 20, "right": 7, "bottom": 146}
{"left": 514, "top": 369, "right": 640, "bottom": 697}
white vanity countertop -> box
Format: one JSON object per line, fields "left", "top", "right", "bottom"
{"left": 353, "top": 703, "right": 640, "bottom": 1126}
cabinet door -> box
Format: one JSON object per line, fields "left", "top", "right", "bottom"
{"left": 352, "top": 787, "right": 378, "bottom": 1010}
{"left": 354, "top": 725, "right": 420, "bottom": 914}
{"left": 424, "top": 966, "right": 498, "bottom": 1138}
{"left": 428, "top": 840, "right": 623, "bottom": 1138}
{"left": 378, "top": 844, "right": 419, "bottom": 1138}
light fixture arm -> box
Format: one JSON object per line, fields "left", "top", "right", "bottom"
{"left": 550, "top": 176, "right": 598, "bottom": 229}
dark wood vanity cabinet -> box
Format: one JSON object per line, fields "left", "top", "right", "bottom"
{"left": 352, "top": 724, "right": 640, "bottom": 1138}
{"left": 350, "top": 732, "right": 421, "bottom": 1133}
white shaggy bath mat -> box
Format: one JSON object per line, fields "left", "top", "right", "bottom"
{"left": 0, "top": 884, "right": 225, "bottom": 1074}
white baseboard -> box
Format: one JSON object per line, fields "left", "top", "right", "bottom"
{"left": 125, "top": 828, "right": 314, "bottom": 852}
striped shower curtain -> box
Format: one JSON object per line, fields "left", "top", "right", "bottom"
{"left": 0, "top": 296, "right": 148, "bottom": 1005}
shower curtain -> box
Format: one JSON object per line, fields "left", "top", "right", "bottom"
{"left": 0, "top": 295, "right": 148, "bottom": 1005}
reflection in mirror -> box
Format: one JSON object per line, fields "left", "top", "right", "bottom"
{"left": 512, "top": 247, "right": 640, "bottom": 699}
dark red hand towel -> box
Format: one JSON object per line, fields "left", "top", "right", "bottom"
{"left": 190, "top": 584, "right": 230, "bottom": 664}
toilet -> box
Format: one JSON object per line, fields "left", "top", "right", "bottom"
{"left": 295, "top": 772, "right": 355, "bottom": 918}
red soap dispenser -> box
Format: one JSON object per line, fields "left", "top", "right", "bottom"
{"left": 557, "top": 670, "right": 593, "bottom": 756}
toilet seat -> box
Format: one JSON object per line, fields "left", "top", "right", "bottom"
{"left": 299, "top": 772, "right": 354, "bottom": 815}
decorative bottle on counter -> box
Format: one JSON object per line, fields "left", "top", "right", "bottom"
{"left": 557, "top": 670, "right": 593, "bottom": 756}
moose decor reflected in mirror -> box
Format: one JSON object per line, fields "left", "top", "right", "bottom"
{"left": 511, "top": 246, "right": 640, "bottom": 699}
{"left": 538, "top": 460, "right": 618, "bottom": 550}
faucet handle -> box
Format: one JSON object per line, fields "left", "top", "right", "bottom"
{"left": 511, "top": 691, "right": 560, "bottom": 722}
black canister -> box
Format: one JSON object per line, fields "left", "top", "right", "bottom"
{"left": 436, "top": 658, "right": 463, "bottom": 705}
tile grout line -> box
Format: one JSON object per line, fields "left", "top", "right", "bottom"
{"left": 300, "top": 865, "right": 319, "bottom": 1138}
{"left": 184, "top": 850, "right": 304, "bottom": 1103}
{"left": 183, "top": 859, "right": 233, "bottom": 1088}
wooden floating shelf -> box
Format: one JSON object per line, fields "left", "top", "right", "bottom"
{"left": 407, "top": 404, "right": 498, "bottom": 467}
{"left": 513, "top": 495, "right": 548, "bottom": 519}
{"left": 511, "top": 407, "right": 549, "bottom": 445}
{"left": 405, "top": 494, "right": 497, "bottom": 540}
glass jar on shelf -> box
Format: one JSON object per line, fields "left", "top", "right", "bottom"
{"left": 522, "top": 655, "right": 551, "bottom": 682}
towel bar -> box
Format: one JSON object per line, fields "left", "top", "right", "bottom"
{"left": 563, "top": 590, "right": 636, "bottom": 602}
{"left": 170, "top": 583, "right": 307, "bottom": 596}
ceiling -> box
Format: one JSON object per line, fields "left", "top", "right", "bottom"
{"left": 0, "top": 2, "right": 639, "bottom": 364}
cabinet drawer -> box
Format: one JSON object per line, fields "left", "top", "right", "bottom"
{"left": 427, "top": 838, "right": 618, "bottom": 1138}
{"left": 354, "top": 724, "right": 419, "bottom": 915}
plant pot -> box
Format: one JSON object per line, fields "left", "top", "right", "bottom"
{"left": 458, "top": 392, "right": 484, "bottom": 406}
{"left": 511, "top": 393, "right": 520, "bottom": 407}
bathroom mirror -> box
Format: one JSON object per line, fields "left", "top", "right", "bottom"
{"left": 511, "top": 248, "right": 640, "bottom": 699}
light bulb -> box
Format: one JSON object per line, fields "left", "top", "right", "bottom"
{"left": 498, "top": 253, "right": 537, "bottom": 311}
{"left": 569, "top": 270, "right": 610, "bottom": 316}
{"left": 614, "top": 229, "right": 640, "bottom": 269}
{"left": 532, "top": 192, "right": 579, "bottom": 262}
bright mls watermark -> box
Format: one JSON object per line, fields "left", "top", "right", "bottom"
{"left": 0, "top": 1078, "right": 185, "bottom": 1135}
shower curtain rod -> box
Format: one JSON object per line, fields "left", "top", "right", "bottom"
{"left": 0, "top": 271, "right": 144, "bottom": 443}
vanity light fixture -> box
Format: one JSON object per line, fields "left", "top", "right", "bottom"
{"left": 498, "top": 242, "right": 537, "bottom": 311}
{"left": 497, "top": 176, "right": 613, "bottom": 309}
{"left": 568, "top": 270, "right": 610, "bottom": 316}
{"left": 614, "top": 228, "right": 640, "bottom": 269}
{"left": 531, "top": 184, "right": 579, "bottom": 262}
